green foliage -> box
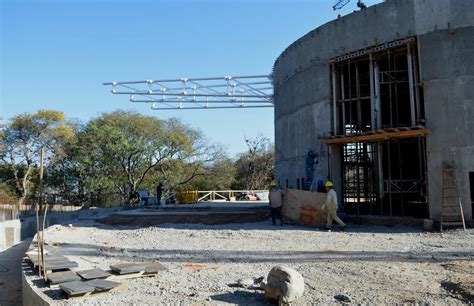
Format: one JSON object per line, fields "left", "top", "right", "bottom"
{"left": 233, "top": 135, "right": 274, "bottom": 190}
{"left": 2, "top": 110, "right": 274, "bottom": 206}
{"left": 0, "top": 110, "right": 74, "bottom": 201}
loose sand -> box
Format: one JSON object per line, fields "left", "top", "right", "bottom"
{"left": 27, "top": 219, "right": 473, "bottom": 305}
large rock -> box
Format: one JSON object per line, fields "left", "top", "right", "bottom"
{"left": 261, "top": 266, "right": 304, "bottom": 305}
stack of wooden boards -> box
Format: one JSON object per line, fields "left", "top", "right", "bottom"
{"left": 25, "top": 248, "right": 167, "bottom": 299}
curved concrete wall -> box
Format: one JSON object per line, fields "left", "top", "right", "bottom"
{"left": 273, "top": 0, "right": 474, "bottom": 220}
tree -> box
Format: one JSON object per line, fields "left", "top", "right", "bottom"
{"left": 233, "top": 134, "right": 274, "bottom": 190}
{"left": 182, "top": 156, "right": 236, "bottom": 191}
{"left": 0, "top": 110, "right": 74, "bottom": 204}
{"left": 76, "top": 111, "right": 219, "bottom": 203}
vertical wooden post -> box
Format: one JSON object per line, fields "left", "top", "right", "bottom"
{"left": 39, "top": 147, "right": 45, "bottom": 278}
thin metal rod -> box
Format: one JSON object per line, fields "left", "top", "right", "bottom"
{"left": 150, "top": 105, "right": 273, "bottom": 110}
{"left": 369, "top": 53, "right": 376, "bottom": 130}
{"left": 332, "top": 63, "right": 337, "bottom": 134}
{"left": 356, "top": 63, "right": 362, "bottom": 131}
{"left": 131, "top": 99, "right": 273, "bottom": 104}
{"left": 340, "top": 70, "right": 346, "bottom": 135}
{"left": 407, "top": 44, "right": 416, "bottom": 126}
{"left": 114, "top": 91, "right": 272, "bottom": 99}
{"left": 374, "top": 62, "right": 381, "bottom": 129}
{"left": 103, "top": 74, "right": 272, "bottom": 85}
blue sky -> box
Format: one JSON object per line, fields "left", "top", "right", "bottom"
{"left": 1, "top": 0, "right": 382, "bottom": 156}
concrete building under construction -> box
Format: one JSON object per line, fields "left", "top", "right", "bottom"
{"left": 273, "top": 0, "right": 474, "bottom": 224}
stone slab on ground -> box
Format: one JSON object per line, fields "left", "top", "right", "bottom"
{"left": 38, "top": 260, "right": 78, "bottom": 271}
{"left": 85, "top": 279, "right": 122, "bottom": 291}
{"left": 77, "top": 268, "right": 111, "bottom": 280}
{"left": 110, "top": 262, "right": 167, "bottom": 275}
{"left": 110, "top": 263, "right": 143, "bottom": 275}
{"left": 59, "top": 281, "right": 95, "bottom": 296}
{"left": 47, "top": 271, "right": 82, "bottom": 285}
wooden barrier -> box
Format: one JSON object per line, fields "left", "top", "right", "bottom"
{"left": 281, "top": 189, "right": 328, "bottom": 227}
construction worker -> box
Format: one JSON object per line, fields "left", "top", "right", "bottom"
{"left": 322, "top": 181, "right": 346, "bottom": 230}
{"left": 156, "top": 181, "right": 164, "bottom": 205}
{"left": 269, "top": 183, "right": 285, "bottom": 226}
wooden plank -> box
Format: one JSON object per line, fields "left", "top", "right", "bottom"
{"left": 325, "top": 128, "right": 431, "bottom": 145}
{"left": 107, "top": 270, "right": 147, "bottom": 280}
{"left": 59, "top": 281, "right": 95, "bottom": 296}
{"left": 77, "top": 268, "right": 112, "bottom": 280}
{"left": 47, "top": 271, "right": 81, "bottom": 285}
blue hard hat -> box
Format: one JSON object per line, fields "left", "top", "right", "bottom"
{"left": 317, "top": 179, "right": 324, "bottom": 186}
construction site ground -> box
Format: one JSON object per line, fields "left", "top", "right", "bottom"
{"left": 25, "top": 211, "right": 474, "bottom": 305}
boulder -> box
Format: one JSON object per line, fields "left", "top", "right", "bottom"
{"left": 261, "top": 266, "right": 304, "bottom": 305}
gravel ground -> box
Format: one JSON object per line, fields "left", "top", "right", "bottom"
{"left": 28, "top": 220, "right": 474, "bottom": 305}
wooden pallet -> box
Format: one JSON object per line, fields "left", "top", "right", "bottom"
{"left": 440, "top": 166, "right": 466, "bottom": 231}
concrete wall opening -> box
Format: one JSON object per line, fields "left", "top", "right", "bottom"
{"left": 331, "top": 39, "right": 428, "bottom": 218}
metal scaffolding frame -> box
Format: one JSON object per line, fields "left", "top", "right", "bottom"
{"left": 331, "top": 38, "right": 428, "bottom": 218}
{"left": 103, "top": 75, "right": 274, "bottom": 110}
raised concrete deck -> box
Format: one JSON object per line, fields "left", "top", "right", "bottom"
{"left": 99, "top": 202, "right": 271, "bottom": 226}
{"left": 0, "top": 239, "right": 32, "bottom": 306}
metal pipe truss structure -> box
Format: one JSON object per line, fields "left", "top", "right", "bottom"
{"left": 103, "top": 75, "right": 274, "bottom": 110}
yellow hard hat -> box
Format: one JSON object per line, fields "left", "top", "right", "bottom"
{"left": 324, "top": 181, "right": 333, "bottom": 187}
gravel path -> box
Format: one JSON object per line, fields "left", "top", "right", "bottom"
{"left": 29, "top": 220, "right": 474, "bottom": 305}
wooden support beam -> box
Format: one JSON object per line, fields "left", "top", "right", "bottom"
{"left": 325, "top": 126, "right": 431, "bottom": 145}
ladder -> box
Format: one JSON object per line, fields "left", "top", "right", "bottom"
{"left": 440, "top": 166, "right": 466, "bottom": 231}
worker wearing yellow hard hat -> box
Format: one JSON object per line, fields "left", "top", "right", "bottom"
{"left": 322, "top": 181, "right": 346, "bottom": 230}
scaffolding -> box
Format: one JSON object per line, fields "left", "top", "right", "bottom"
{"left": 103, "top": 75, "right": 274, "bottom": 110}
{"left": 328, "top": 38, "right": 429, "bottom": 218}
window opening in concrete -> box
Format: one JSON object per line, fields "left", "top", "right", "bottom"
{"left": 333, "top": 40, "right": 428, "bottom": 218}
{"left": 286, "top": 179, "right": 289, "bottom": 188}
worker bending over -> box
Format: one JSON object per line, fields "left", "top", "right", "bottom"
{"left": 269, "top": 184, "right": 286, "bottom": 226}
{"left": 322, "top": 181, "right": 346, "bottom": 230}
